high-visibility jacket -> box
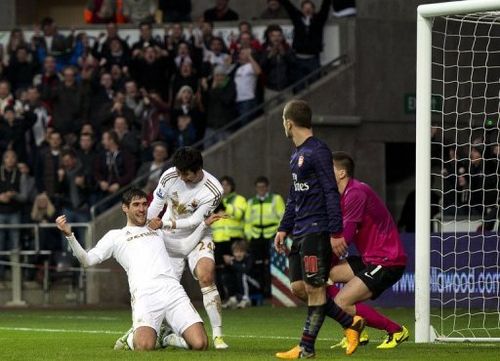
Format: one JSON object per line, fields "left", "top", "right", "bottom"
{"left": 244, "top": 193, "right": 285, "bottom": 240}
{"left": 212, "top": 192, "right": 247, "bottom": 242}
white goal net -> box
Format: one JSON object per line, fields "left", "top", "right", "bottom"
{"left": 416, "top": 1, "right": 500, "bottom": 343}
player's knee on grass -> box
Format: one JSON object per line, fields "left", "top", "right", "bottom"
{"left": 183, "top": 323, "right": 208, "bottom": 350}
{"left": 290, "top": 281, "right": 307, "bottom": 300}
{"left": 133, "top": 328, "right": 157, "bottom": 351}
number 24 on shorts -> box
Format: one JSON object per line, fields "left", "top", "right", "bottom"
{"left": 198, "top": 241, "right": 214, "bottom": 252}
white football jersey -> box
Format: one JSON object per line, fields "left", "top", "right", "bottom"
{"left": 87, "top": 225, "right": 176, "bottom": 294}
{"left": 148, "top": 167, "right": 223, "bottom": 241}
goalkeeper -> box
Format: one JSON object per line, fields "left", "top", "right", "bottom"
{"left": 329, "top": 151, "right": 408, "bottom": 349}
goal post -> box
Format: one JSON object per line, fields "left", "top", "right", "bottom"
{"left": 416, "top": 0, "right": 500, "bottom": 343}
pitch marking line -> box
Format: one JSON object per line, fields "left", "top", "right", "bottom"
{"left": 1, "top": 327, "right": 499, "bottom": 347}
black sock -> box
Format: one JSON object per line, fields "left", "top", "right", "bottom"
{"left": 324, "top": 297, "right": 353, "bottom": 328}
{"left": 299, "top": 304, "right": 327, "bottom": 354}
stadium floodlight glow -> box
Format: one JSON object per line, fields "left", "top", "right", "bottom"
{"left": 416, "top": 0, "right": 500, "bottom": 343}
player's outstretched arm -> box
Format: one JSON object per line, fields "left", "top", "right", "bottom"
{"left": 55, "top": 215, "right": 106, "bottom": 268}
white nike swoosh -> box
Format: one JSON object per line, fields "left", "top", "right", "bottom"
{"left": 306, "top": 273, "right": 318, "bottom": 278}
{"left": 363, "top": 272, "right": 374, "bottom": 279}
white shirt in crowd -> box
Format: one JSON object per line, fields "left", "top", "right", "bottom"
{"left": 234, "top": 63, "right": 257, "bottom": 102}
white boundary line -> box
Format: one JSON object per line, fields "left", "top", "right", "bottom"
{"left": 1, "top": 326, "right": 500, "bottom": 347}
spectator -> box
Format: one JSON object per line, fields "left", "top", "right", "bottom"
{"left": 140, "top": 90, "right": 169, "bottom": 152}
{"left": 203, "top": 37, "right": 231, "bottom": 73}
{"left": 32, "top": 17, "right": 72, "bottom": 69}
{"left": 201, "top": 65, "right": 236, "bottom": 147}
{"left": 55, "top": 149, "right": 90, "bottom": 243}
{"left": 93, "top": 23, "right": 131, "bottom": 62}
{"left": 0, "top": 105, "right": 36, "bottom": 164}
{"left": 171, "top": 85, "right": 205, "bottom": 140}
{"left": 244, "top": 176, "right": 285, "bottom": 297}
{"left": 137, "top": 141, "right": 168, "bottom": 193}
{"left": 100, "top": 37, "right": 130, "bottom": 70}
{"left": 7, "top": 46, "right": 39, "bottom": 93}
{"left": 94, "top": 130, "right": 136, "bottom": 197}
{"left": 260, "top": 0, "right": 289, "bottom": 19}
{"left": 6, "top": 28, "right": 29, "bottom": 59}
{"left": 221, "top": 240, "right": 261, "bottom": 309}
{"left": 84, "top": 0, "right": 119, "bottom": 24}
{"left": 69, "top": 32, "right": 96, "bottom": 68}
{"left": 212, "top": 175, "right": 247, "bottom": 299}
{"left": 35, "top": 130, "right": 63, "bottom": 199}
{"left": 260, "top": 25, "right": 295, "bottom": 99}
{"left": 159, "top": 0, "right": 192, "bottom": 22}
{"left": 0, "top": 80, "right": 23, "bottom": 116}
{"left": 204, "top": 0, "right": 239, "bottom": 22}
{"left": 131, "top": 21, "right": 162, "bottom": 51}
{"left": 17, "top": 162, "right": 36, "bottom": 223}
{"left": 76, "top": 132, "right": 99, "bottom": 205}
{"left": 30, "top": 193, "right": 60, "bottom": 255}
{"left": 168, "top": 113, "right": 197, "bottom": 151}
{"left": 233, "top": 47, "right": 262, "bottom": 126}
{"left": 48, "top": 66, "right": 89, "bottom": 142}
{"left": 229, "top": 30, "right": 263, "bottom": 62}
{"left": 171, "top": 60, "right": 200, "bottom": 101}
{"left": 280, "top": 0, "right": 331, "bottom": 82}
{"left": 164, "top": 23, "right": 187, "bottom": 54}
{"left": 124, "top": 80, "right": 145, "bottom": 129}
{"left": 0, "top": 150, "right": 24, "bottom": 279}
{"left": 130, "top": 45, "right": 173, "bottom": 99}
{"left": 25, "top": 87, "right": 50, "bottom": 164}
{"left": 113, "top": 115, "right": 140, "bottom": 156}
{"left": 122, "top": 0, "right": 157, "bottom": 24}
{"left": 88, "top": 71, "right": 116, "bottom": 131}
{"left": 33, "top": 56, "right": 62, "bottom": 108}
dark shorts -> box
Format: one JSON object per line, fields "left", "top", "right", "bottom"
{"left": 289, "top": 232, "right": 332, "bottom": 287}
{"left": 346, "top": 256, "right": 405, "bottom": 299}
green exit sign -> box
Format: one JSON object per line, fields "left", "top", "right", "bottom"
{"left": 404, "top": 94, "right": 442, "bottom": 114}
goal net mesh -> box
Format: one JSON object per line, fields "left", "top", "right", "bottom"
{"left": 430, "top": 11, "right": 500, "bottom": 339}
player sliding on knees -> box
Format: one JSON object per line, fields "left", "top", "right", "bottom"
{"left": 120, "top": 147, "right": 228, "bottom": 350}
{"left": 55, "top": 188, "right": 221, "bottom": 351}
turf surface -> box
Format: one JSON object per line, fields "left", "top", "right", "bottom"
{"left": 0, "top": 306, "right": 499, "bottom": 360}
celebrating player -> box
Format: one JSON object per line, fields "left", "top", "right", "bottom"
{"left": 274, "top": 100, "right": 365, "bottom": 359}
{"left": 145, "top": 147, "right": 228, "bottom": 349}
{"left": 55, "top": 188, "right": 212, "bottom": 351}
{"left": 330, "top": 151, "right": 408, "bottom": 348}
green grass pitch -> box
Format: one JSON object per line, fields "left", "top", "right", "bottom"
{"left": 0, "top": 306, "right": 499, "bottom": 360}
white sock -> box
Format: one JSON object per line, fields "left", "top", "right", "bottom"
{"left": 162, "top": 333, "right": 189, "bottom": 349}
{"left": 126, "top": 331, "right": 135, "bottom": 350}
{"left": 201, "top": 284, "right": 223, "bottom": 338}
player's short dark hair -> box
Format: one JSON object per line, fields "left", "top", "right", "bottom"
{"left": 122, "top": 188, "right": 147, "bottom": 206}
{"left": 173, "top": 147, "right": 203, "bottom": 173}
{"left": 232, "top": 239, "right": 248, "bottom": 253}
{"left": 220, "top": 176, "right": 235, "bottom": 191}
{"left": 255, "top": 176, "right": 269, "bottom": 186}
{"left": 283, "top": 100, "right": 312, "bottom": 129}
{"left": 332, "top": 151, "right": 355, "bottom": 177}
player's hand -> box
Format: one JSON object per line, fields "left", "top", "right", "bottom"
{"left": 204, "top": 213, "right": 227, "bottom": 226}
{"left": 56, "top": 215, "right": 72, "bottom": 236}
{"left": 148, "top": 217, "right": 163, "bottom": 230}
{"left": 274, "top": 231, "right": 287, "bottom": 253}
{"left": 331, "top": 236, "right": 348, "bottom": 258}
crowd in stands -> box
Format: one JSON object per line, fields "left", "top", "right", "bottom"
{"left": 0, "top": 0, "right": 354, "bottom": 280}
